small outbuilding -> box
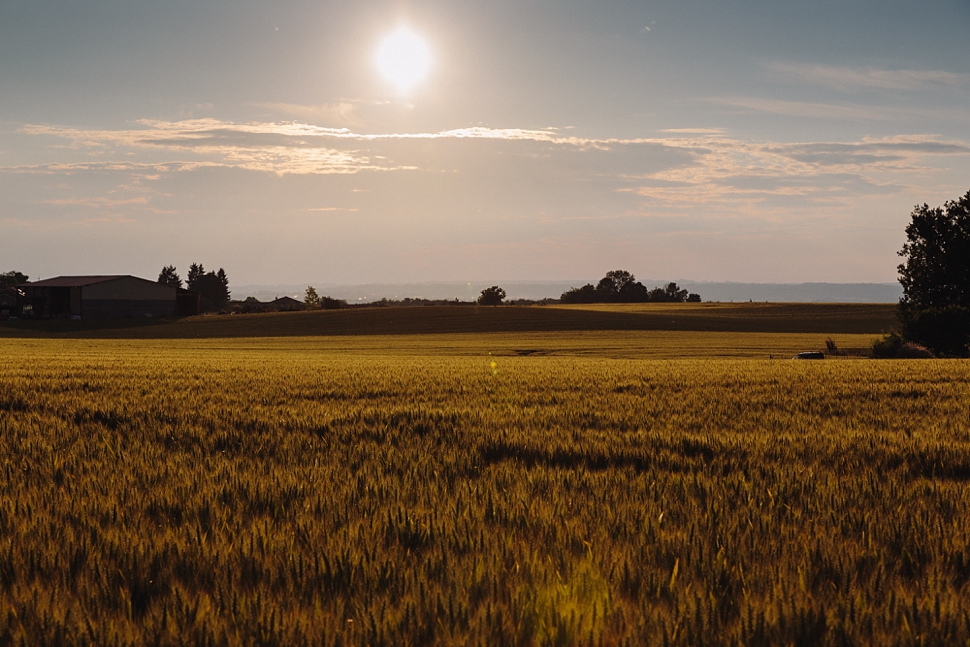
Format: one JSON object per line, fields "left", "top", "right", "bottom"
{"left": 18, "top": 275, "right": 178, "bottom": 319}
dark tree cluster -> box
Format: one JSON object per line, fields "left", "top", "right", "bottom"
{"left": 157, "top": 265, "right": 182, "bottom": 289}
{"left": 158, "top": 263, "right": 231, "bottom": 312}
{"left": 560, "top": 270, "right": 700, "bottom": 304}
{"left": 477, "top": 286, "right": 506, "bottom": 306}
{"left": 895, "top": 190, "right": 970, "bottom": 356}
{"left": 0, "top": 271, "right": 29, "bottom": 287}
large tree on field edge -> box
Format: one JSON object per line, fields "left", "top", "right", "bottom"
{"left": 897, "top": 190, "right": 970, "bottom": 356}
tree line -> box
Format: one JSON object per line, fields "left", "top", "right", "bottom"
{"left": 302, "top": 286, "right": 347, "bottom": 310}
{"left": 560, "top": 270, "right": 701, "bottom": 304}
{"left": 158, "top": 264, "right": 230, "bottom": 312}
{"left": 0, "top": 271, "right": 29, "bottom": 287}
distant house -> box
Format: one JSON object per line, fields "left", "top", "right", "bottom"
{"left": 18, "top": 275, "right": 178, "bottom": 319}
{"left": 270, "top": 296, "right": 304, "bottom": 311}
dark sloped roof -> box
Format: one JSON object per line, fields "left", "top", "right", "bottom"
{"left": 22, "top": 275, "right": 131, "bottom": 288}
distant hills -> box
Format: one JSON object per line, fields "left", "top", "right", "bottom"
{"left": 233, "top": 281, "right": 902, "bottom": 304}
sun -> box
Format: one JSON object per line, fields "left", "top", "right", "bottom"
{"left": 375, "top": 26, "right": 432, "bottom": 93}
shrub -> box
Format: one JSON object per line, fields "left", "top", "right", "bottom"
{"left": 898, "top": 305, "right": 970, "bottom": 357}
{"left": 895, "top": 342, "right": 934, "bottom": 359}
{"left": 869, "top": 332, "right": 904, "bottom": 358}
{"left": 824, "top": 338, "right": 842, "bottom": 356}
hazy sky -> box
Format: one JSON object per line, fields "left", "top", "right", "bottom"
{"left": 2, "top": 0, "right": 969, "bottom": 284}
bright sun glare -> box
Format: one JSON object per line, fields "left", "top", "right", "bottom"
{"left": 375, "top": 27, "right": 432, "bottom": 93}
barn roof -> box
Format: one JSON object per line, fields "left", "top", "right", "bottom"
{"left": 21, "top": 275, "right": 132, "bottom": 288}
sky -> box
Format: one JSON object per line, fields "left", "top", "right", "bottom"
{"left": 2, "top": 0, "right": 969, "bottom": 285}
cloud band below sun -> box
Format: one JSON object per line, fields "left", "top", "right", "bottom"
{"left": 9, "top": 118, "right": 970, "bottom": 214}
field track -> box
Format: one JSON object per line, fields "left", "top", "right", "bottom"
{"left": 0, "top": 302, "right": 898, "bottom": 338}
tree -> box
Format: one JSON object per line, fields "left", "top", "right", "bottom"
{"left": 560, "top": 284, "right": 598, "bottom": 304}
{"left": 186, "top": 263, "right": 231, "bottom": 312}
{"left": 186, "top": 263, "right": 205, "bottom": 292}
{"left": 898, "top": 191, "right": 970, "bottom": 311}
{"left": 595, "top": 270, "right": 639, "bottom": 301}
{"left": 897, "top": 190, "right": 970, "bottom": 356}
{"left": 560, "top": 272, "right": 701, "bottom": 304}
{"left": 0, "top": 271, "right": 28, "bottom": 287}
{"left": 216, "top": 269, "right": 230, "bottom": 302}
{"left": 157, "top": 265, "right": 182, "bottom": 289}
{"left": 304, "top": 286, "right": 321, "bottom": 309}
{"left": 478, "top": 286, "right": 506, "bottom": 306}
{"left": 663, "top": 282, "right": 689, "bottom": 303}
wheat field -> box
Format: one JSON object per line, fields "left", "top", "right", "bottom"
{"left": 2, "top": 335, "right": 969, "bottom": 645}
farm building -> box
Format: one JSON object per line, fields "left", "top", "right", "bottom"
{"left": 18, "top": 275, "right": 181, "bottom": 319}
{"left": 0, "top": 287, "right": 20, "bottom": 317}
{"left": 270, "top": 296, "right": 304, "bottom": 311}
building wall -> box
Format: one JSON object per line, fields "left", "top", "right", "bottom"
{"left": 82, "top": 299, "right": 176, "bottom": 319}
{"left": 83, "top": 277, "right": 176, "bottom": 301}
{"left": 70, "top": 287, "right": 82, "bottom": 316}
{"left": 81, "top": 277, "right": 176, "bottom": 318}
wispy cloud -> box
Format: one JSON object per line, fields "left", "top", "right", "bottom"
{"left": 9, "top": 118, "right": 970, "bottom": 214}
{"left": 662, "top": 128, "right": 726, "bottom": 134}
{"left": 628, "top": 133, "right": 970, "bottom": 209}
{"left": 19, "top": 121, "right": 418, "bottom": 175}
{"left": 717, "top": 97, "right": 885, "bottom": 120}
{"left": 42, "top": 196, "right": 149, "bottom": 207}
{"left": 768, "top": 63, "right": 970, "bottom": 91}
{"left": 253, "top": 102, "right": 362, "bottom": 126}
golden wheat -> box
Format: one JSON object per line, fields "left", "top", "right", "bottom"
{"left": 1, "top": 337, "right": 968, "bottom": 646}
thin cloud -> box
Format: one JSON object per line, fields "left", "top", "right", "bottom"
{"left": 662, "top": 128, "right": 726, "bottom": 134}
{"left": 42, "top": 196, "right": 149, "bottom": 207}
{"left": 717, "top": 97, "right": 885, "bottom": 120}
{"left": 19, "top": 121, "right": 411, "bottom": 175}
{"left": 769, "top": 62, "right": 970, "bottom": 91}
{"left": 10, "top": 119, "right": 970, "bottom": 210}
{"left": 253, "top": 102, "right": 362, "bottom": 126}
{"left": 631, "top": 134, "right": 970, "bottom": 208}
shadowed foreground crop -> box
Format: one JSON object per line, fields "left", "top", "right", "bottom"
{"left": 1, "top": 339, "right": 969, "bottom": 645}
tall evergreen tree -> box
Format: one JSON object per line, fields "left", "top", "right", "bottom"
{"left": 216, "top": 268, "right": 231, "bottom": 302}
{"left": 184, "top": 263, "right": 230, "bottom": 311}
{"left": 304, "top": 286, "right": 321, "bottom": 309}
{"left": 186, "top": 263, "right": 205, "bottom": 292}
{"left": 157, "top": 265, "right": 182, "bottom": 289}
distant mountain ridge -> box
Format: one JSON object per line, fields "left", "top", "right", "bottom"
{"left": 233, "top": 281, "right": 902, "bottom": 304}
